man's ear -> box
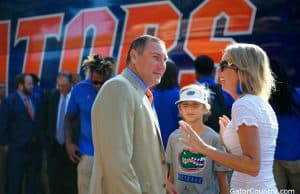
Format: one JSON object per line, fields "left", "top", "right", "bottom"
{"left": 130, "top": 49, "right": 138, "bottom": 64}
{"left": 178, "top": 104, "right": 182, "bottom": 115}
{"left": 18, "top": 83, "right": 24, "bottom": 91}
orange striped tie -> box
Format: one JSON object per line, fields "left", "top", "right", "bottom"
{"left": 145, "top": 89, "right": 153, "bottom": 104}
{"left": 24, "top": 96, "right": 34, "bottom": 120}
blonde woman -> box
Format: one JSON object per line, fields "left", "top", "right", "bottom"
{"left": 179, "top": 43, "right": 278, "bottom": 193}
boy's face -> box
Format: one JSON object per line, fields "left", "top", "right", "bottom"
{"left": 179, "top": 101, "right": 207, "bottom": 123}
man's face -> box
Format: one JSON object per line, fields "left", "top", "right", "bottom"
{"left": 57, "top": 76, "right": 72, "bottom": 96}
{"left": 23, "top": 75, "right": 34, "bottom": 95}
{"left": 91, "top": 71, "right": 109, "bottom": 92}
{"left": 130, "top": 41, "right": 168, "bottom": 87}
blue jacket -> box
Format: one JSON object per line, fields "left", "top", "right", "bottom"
{"left": 152, "top": 87, "right": 180, "bottom": 148}
{"left": 0, "top": 92, "right": 42, "bottom": 150}
{"left": 274, "top": 91, "right": 300, "bottom": 160}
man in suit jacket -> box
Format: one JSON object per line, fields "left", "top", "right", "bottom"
{"left": 0, "top": 73, "right": 42, "bottom": 194}
{"left": 43, "top": 72, "right": 77, "bottom": 194}
{"left": 90, "top": 35, "right": 168, "bottom": 194}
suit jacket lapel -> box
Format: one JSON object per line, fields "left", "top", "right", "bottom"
{"left": 16, "top": 92, "right": 34, "bottom": 118}
{"left": 121, "top": 70, "right": 144, "bottom": 96}
{"left": 50, "top": 90, "right": 60, "bottom": 138}
{"left": 122, "top": 70, "right": 161, "bottom": 129}
{"left": 122, "top": 70, "right": 165, "bottom": 155}
{"left": 145, "top": 104, "right": 160, "bottom": 134}
{"left": 54, "top": 90, "right": 60, "bottom": 118}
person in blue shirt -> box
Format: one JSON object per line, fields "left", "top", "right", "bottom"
{"left": 152, "top": 60, "right": 180, "bottom": 148}
{"left": 269, "top": 59, "right": 300, "bottom": 193}
{"left": 64, "top": 54, "right": 113, "bottom": 194}
{"left": 194, "top": 55, "right": 233, "bottom": 132}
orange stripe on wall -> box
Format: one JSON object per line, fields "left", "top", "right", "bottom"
{"left": 0, "top": 21, "right": 9, "bottom": 85}
{"left": 60, "top": 8, "right": 116, "bottom": 73}
{"left": 117, "top": 2, "right": 180, "bottom": 73}
{"left": 16, "top": 15, "right": 63, "bottom": 77}
{"left": 185, "top": 0, "right": 255, "bottom": 62}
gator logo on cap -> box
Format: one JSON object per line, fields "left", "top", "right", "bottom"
{"left": 186, "top": 90, "right": 195, "bottom": 96}
{"left": 179, "top": 149, "right": 206, "bottom": 173}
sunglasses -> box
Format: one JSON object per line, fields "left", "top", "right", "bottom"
{"left": 92, "top": 80, "right": 104, "bottom": 86}
{"left": 220, "top": 60, "right": 239, "bottom": 72}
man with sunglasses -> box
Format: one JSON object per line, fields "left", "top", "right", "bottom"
{"left": 64, "top": 54, "right": 113, "bottom": 194}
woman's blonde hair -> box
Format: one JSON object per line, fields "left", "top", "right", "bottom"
{"left": 223, "top": 43, "right": 275, "bottom": 100}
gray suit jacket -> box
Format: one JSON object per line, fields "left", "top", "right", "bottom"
{"left": 90, "top": 70, "right": 166, "bottom": 194}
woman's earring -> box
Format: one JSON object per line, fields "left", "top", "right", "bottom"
{"left": 236, "top": 83, "right": 243, "bottom": 95}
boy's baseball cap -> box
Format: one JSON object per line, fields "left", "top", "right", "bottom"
{"left": 175, "top": 85, "right": 210, "bottom": 110}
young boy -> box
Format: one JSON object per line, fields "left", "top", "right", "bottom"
{"left": 166, "top": 84, "right": 229, "bottom": 194}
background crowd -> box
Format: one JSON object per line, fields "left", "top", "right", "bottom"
{"left": 0, "top": 35, "right": 299, "bottom": 194}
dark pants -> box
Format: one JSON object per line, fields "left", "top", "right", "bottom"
{"left": 273, "top": 160, "right": 300, "bottom": 193}
{"left": 0, "top": 145, "right": 7, "bottom": 194}
{"left": 47, "top": 141, "right": 77, "bottom": 194}
{"left": 7, "top": 144, "right": 42, "bottom": 194}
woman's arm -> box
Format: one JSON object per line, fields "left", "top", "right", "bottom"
{"left": 166, "top": 164, "right": 179, "bottom": 194}
{"left": 179, "top": 121, "right": 261, "bottom": 176}
{"left": 216, "top": 171, "right": 229, "bottom": 194}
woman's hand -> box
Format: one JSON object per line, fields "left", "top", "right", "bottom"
{"left": 219, "top": 115, "right": 230, "bottom": 145}
{"left": 166, "top": 179, "right": 179, "bottom": 194}
{"left": 178, "top": 120, "right": 209, "bottom": 154}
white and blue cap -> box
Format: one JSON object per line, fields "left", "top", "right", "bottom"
{"left": 175, "top": 84, "right": 211, "bottom": 110}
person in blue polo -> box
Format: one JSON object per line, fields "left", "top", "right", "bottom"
{"left": 64, "top": 54, "right": 113, "bottom": 194}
